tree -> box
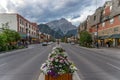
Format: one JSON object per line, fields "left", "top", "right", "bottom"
{"left": 2, "top": 29, "right": 21, "bottom": 43}
{"left": 79, "top": 31, "right": 92, "bottom": 47}
{"left": 0, "top": 28, "right": 21, "bottom": 51}
{"left": 0, "top": 33, "right": 7, "bottom": 51}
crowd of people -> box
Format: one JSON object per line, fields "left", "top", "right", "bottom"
{"left": 17, "top": 40, "right": 28, "bottom": 48}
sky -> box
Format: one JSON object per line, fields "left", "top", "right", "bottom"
{"left": 0, "top": 0, "right": 110, "bottom": 26}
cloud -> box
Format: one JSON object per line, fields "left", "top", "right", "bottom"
{"left": 0, "top": 0, "right": 110, "bottom": 26}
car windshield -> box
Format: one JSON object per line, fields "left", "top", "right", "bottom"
{"left": 1, "top": 0, "right": 120, "bottom": 80}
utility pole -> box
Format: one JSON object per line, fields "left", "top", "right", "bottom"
{"left": 96, "top": 0, "right": 99, "bottom": 48}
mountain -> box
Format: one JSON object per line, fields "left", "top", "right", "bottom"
{"left": 38, "top": 24, "right": 64, "bottom": 38}
{"left": 38, "top": 18, "right": 77, "bottom": 39}
{"left": 65, "top": 29, "right": 77, "bottom": 37}
{"left": 46, "top": 18, "right": 77, "bottom": 34}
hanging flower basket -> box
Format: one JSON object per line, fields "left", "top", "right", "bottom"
{"left": 41, "top": 46, "right": 77, "bottom": 80}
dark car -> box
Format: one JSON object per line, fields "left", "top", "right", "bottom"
{"left": 42, "top": 42, "right": 48, "bottom": 46}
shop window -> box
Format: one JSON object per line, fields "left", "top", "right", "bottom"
{"left": 110, "top": 18, "right": 114, "bottom": 24}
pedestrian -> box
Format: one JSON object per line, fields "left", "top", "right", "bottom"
{"left": 25, "top": 41, "right": 28, "bottom": 48}
{"left": 106, "top": 42, "right": 109, "bottom": 47}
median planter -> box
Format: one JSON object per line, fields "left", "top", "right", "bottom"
{"left": 41, "top": 46, "right": 77, "bottom": 80}
{"left": 45, "top": 73, "right": 72, "bottom": 80}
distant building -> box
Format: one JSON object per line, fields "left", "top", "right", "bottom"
{"left": 0, "top": 13, "right": 39, "bottom": 43}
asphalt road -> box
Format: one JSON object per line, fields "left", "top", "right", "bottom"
{"left": 0, "top": 44, "right": 55, "bottom": 80}
{"left": 62, "top": 43, "right": 120, "bottom": 80}
{"left": 0, "top": 43, "right": 120, "bottom": 80}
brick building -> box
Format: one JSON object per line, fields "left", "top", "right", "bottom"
{"left": 0, "top": 13, "right": 40, "bottom": 43}
{"left": 78, "top": 0, "right": 120, "bottom": 47}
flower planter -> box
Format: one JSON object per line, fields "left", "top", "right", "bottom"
{"left": 45, "top": 73, "right": 72, "bottom": 80}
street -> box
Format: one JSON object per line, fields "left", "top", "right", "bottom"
{"left": 62, "top": 43, "right": 120, "bottom": 80}
{"left": 0, "top": 43, "right": 120, "bottom": 80}
{"left": 0, "top": 44, "right": 55, "bottom": 80}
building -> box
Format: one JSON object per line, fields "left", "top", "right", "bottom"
{"left": 77, "top": 20, "right": 87, "bottom": 39}
{"left": 0, "top": 13, "right": 39, "bottom": 43}
{"left": 88, "top": 7, "right": 103, "bottom": 43}
{"left": 78, "top": 0, "right": 120, "bottom": 47}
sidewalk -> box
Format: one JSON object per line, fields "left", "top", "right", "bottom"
{"left": 0, "top": 44, "right": 34, "bottom": 58}
{"left": 38, "top": 72, "right": 81, "bottom": 80}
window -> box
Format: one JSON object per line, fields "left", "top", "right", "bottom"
{"left": 102, "top": 31, "right": 104, "bottom": 35}
{"left": 20, "top": 27, "right": 21, "bottom": 32}
{"left": 22, "top": 27, "right": 24, "bottom": 32}
{"left": 26, "top": 23, "right": 28, "bottom": 27}
{"left": 29, "top": 25, "right": 30, "bottom": 28}
{"left": 103, "top": 10, "right": 105, "bottom": 15}
{"left": 118, "top": 1, "right": 120, "bottom": 6}
{"left": 102, "top": 22, "right": 105, "bottom": 27}
{"left": 22, "top": 21, "right": 24, "bottom": 25}
{"left": 118, "top": 15, "right": 120, "bottom": 20}
{"left": 114, "top": 27, "right": 119, "bottom": 32}
{"left": 19, "top": 18, "right": 21, "bottom": 24}
{"left": 110, "top": 6, "right": 112, "bottom": 11}
{"left": 94, "top": 16, "right": 96, "bottom": 21}
{"left": 110, "top": 18, "right": 114, "bottom": 24}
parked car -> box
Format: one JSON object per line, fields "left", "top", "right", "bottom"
{"left": 42, "top": 42, "right": 48, "bottom": 46}
{"left": 71, "top": 42, "right": 75, "bottom": 45}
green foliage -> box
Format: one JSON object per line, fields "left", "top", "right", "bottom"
{"left": 3, "top": 29, "right": 21, "bottom": 43}
{"left": 0, "top": 33, "right": 8, "bottom": 51}
{"left": 0, "top": 28, "right": 21, "bottom": 51}
{"left": 79, "top": 31, "right": 92, "bottom": 47}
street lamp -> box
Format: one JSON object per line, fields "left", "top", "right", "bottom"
{"left": 95, "top": 25, "right": 99, "bottom": 48}
{"left": 26, "top": 28, "right": 29, "bottom": 43}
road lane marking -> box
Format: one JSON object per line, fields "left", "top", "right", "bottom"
{"left": 107, "top": 63, "right": 120, "bottom": 71}
{"left": 0, "top": 63, "right": 7, "bottom": 67}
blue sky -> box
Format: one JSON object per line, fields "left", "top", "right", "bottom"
{"left": 0, "top": 0, "right": 110, "bottom": 26}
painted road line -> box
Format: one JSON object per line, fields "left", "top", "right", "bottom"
{"left": 107, "top": 63, "right": 120, "bottom": 71}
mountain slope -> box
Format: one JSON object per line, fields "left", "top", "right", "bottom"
{"left": 46, "top": 18, "right": 77, "bottom": 34}
{"left": 38, "top": 24, "right": 64, "bottom": 38}
{"left": 65, "top": 29, "right": 77, "bottom": 37}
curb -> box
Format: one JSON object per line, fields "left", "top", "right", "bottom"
{"left": 38, "top": 72, "right": 81, "bottom": 80}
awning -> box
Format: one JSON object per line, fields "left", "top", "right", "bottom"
{"left": 19, "top": 34, "right": 27, "bottom": 39}
{"left": 99, "top": 35, "right": 109, "bottom": 39}
{"left": 109, "top": 34, "right": 120, "bottom": 38}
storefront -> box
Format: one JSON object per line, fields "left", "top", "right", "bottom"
{"left": 99, "top": 34, "right": 120, "bottom": 47}
{"left": 109, "top": 34, "right": 120, "bottom": 47}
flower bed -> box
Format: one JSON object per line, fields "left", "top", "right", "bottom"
{"left": 41, "top": 46, "right": 77, "bottom": 79}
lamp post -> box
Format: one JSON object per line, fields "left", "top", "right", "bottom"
{"left": 26, "top": 28, "right": 29, "bottom": 43}
{"left": 96, "top": 25, "right": 99, "bottom": 48}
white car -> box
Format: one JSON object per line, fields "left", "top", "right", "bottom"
{"left": 71, "top": 42, "right": 75, "bottom": 45}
